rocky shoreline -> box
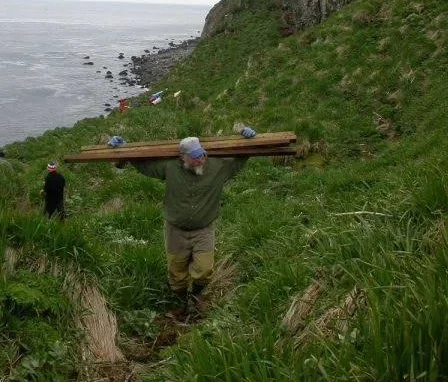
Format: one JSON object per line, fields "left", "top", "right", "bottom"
{"left": 91, "top": 37, "right": 200, "bottom": 112}
{"left": 130, "top": 37, "right": 200, "bottom": 90}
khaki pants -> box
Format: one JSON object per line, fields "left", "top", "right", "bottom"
{"left": 164, "top": 221, "right": 215, "bottom": 292}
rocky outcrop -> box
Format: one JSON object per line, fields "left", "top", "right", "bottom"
{"left": 201, "top": 0, "right": 355, "bottom": 39}
{"left": 280, "top": 0, "right": 355, "bottom": 35}
{"left": 201, "top": 0, "right": 245, "bottom": 39}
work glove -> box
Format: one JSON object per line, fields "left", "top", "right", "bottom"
{"left": 107, "top": 136, "right": 126, "bottom": 148}
{"left": 241, "top": 126, "right": 257, "bottom": 138}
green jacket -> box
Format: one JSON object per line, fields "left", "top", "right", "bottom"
{"left": 133, "top": 157, "right": 247, "bottom": 230}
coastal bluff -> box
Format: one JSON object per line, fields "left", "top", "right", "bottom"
{"left": 202, "top": 0, "right": 355, "bottom": 38}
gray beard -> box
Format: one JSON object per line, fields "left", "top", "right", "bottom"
{"left": 184, "top": 162, "right": 204, "bottom": 176}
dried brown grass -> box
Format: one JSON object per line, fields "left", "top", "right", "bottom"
{"left": 3, "top": 251, "right": 125, "bottom": 376}
{"left": 271, "top": 139, "right": 327, "bottom": 167}
{"left": 271, "top": 155, "right": 296, "bottom": 167}
{"left": 422, "top": 217, "right": 448, "bottom": 252}
{"left": 1, "top": 247, "right": 20, "bottom": 277}
{"left": 203, "top": 256, "right": 238, "bottom": 305}
{"left": 352, "top": 9, "right": 376, "bottom": 25}
{"left": 77, "top": 284, "right": 125, "bottom": 363}
{"left": 43, "top": 257, "right": 126, "bottom": 378}
{"left": 277, "top": 268, "right": 365, "bottom": 352}
{"left": 99, "top": 197, "right": 125, "bottom": 215}
{"left": 281, "top": 269, "right": 325, "bottom": 333}
{"left": 295, "top": 140, "right": 311, "bottom": 159}
{"left": 294, "top": 287, "right": 366, "bottom": 348}
{"left": 97, "top": 133, "right": 111, "bottom": 145}
{"left": 373, "top": 112, "right": 397, "bottom": 140}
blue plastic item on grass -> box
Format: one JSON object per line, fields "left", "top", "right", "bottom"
{"left": 241, "top": 127, "right": 257, "bottom": 138}
{"left": 108, "top": 136, "right": 127, "bottom": 147}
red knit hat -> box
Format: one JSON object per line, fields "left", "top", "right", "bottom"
{"left": 47, "top": 162, "right": 57, "bottom": 172}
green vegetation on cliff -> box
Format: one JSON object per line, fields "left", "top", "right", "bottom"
{"left": 1, "top": 0, "right": 448, "bottom": 380}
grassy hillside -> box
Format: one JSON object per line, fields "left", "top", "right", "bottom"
{"left": 1, "top": 0, "right": 448, "bottom": 380}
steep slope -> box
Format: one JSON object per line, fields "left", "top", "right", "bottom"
{"left": 1, "top": 0, "right": 448, "bottom": 380}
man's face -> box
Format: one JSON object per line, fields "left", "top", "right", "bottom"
{"left": 183, "top": 155, "right": 206, "bottom": 175}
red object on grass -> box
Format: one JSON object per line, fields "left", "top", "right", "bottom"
{"left": 119, "top": 99, "right": 129, "bottom": 113}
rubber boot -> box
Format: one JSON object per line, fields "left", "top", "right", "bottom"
{"left": 192, "top": 283, "right": 206, "bottom": 297}
{"left": 191, "top": 283, "right": 208, "bottom": 315}
{"left": 166, "top": 288, "right": 188, "bottom": 320}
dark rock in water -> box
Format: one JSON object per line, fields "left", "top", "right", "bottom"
{"left": 119, "top": 70, "right": 128, "bottom": 76}
{"left": 144, "top": 49, "right": 150, "bottom": 53}
{"left": 104, "top": 107, "right": 112, "bottom": 112}
{"left": 103, "top": 66, "right": 108, "bottom": 69}
{"left": 153, "top": 46, "right": 158, "bottom": 50}
{"left": 84, "top": 56, "right": 90, "bottom": 59}
{"left": 105, "top": 73, "right": 113, "bottom": 79}
{"left": 83, "top": 62, "right": 94, "bottom": 65}
{"left": 104, "top": 103, "right": 111, "bottom": 106}
{"left": 96, "top": 70, "right": 101, "bottom": 73}
{"left": 118, "top": 53, "right": 125, "bottom": 59}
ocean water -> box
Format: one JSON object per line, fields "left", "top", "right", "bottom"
{"left": 0, "top": 0, "right": 210, "bottom": 146}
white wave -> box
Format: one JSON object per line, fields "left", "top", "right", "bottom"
{"left": 0, "top": 19, "right": 92, "bottom": 26}
{"left": 0, "top": 98, "right": 19, "bottom": 105}
{"left": 29, "top": 63, "right": 50, "bottom": 71}
{"left": 0, "top": 60, "right": 27, "bottom": 67}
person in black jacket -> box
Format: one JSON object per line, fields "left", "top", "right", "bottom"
{"left": 40, "top": 162, "right": 66, "bottom": 220}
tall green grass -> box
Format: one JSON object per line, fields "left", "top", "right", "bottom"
{"left": 1, "top": 0, "right": 448, "bottom": 379}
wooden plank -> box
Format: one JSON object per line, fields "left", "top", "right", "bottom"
{"left": 77, "top": 136, "right": 295, "bottom": 155}
{"left": 208, "top": 146, "right": 297, "bottom": 157}
{"left": 64, "top": 146, "right": 297, "bottom": 163}
{"left": 81, "top": 131, "right": 297, "bottom": 152}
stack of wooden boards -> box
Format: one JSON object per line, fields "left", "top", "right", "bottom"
{"left": 63, "top": 131, "right": 297, "bottom": 163}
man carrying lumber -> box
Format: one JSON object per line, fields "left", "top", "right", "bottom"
{"left": 63, "top": 128, "right": 297, "bottom": 314}
{"left": 132, "top": 126, "right": 257, "bottom": 317}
